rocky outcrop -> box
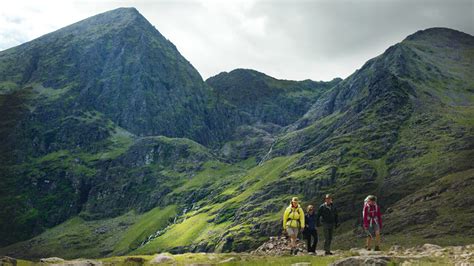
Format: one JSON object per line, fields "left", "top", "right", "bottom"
{"left": 252, "top": 236, "right": 309, "bottom": 256}
{"left": 0, "top": 256, "right": 17, "bottom": 265}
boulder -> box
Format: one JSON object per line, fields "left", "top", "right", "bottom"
{"left": 0, "top": 256, "right": 17, "bottom": 265}
{"left": 59, "top": 259, "right": 102, "bottom": 266}
{"left": 150, "top": 254, "right": 175, "bottom": 264}
{"left": 40, "top": 257, "right": 65, "bottom": 263}
{"left": 124, "top": 257, "right": 145, "bottom": 264}
{"left": 330, "top": 256, "right": 391, "bottom": 266}
{"left": 421, "top": 243, "right": 443, "bottom": 251}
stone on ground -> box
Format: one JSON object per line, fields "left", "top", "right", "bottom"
{"left": 40, "top": 257, "right": 65, "bottom": 263}
{"left": 125, "top": 257, "right": 145, "bottom": 263}
{"left": 330, "top": 256, "right": 391, "bottom": 266}
{"left": 150, "top": 253, "right": 175, "bottom": 264}
{"left": 57, "top": 259, "right": 102, "bottom": 266}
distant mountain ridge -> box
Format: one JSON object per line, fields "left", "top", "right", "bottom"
{"left": 207, "top": 68, "right": 341, "bottom": 126}
{"left": 0, "top": 8, "right": 472, "bottom": 259}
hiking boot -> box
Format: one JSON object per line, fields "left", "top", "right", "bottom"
{"left": 374, "top": 246, "right": 380, "bottom": 251}
{"left": 366, "top": 246, "right": 371, "bottom": 251}
{"left": 325, "top": 251, "right": 333, "bottom": 255}
{"left": 290, "top": 248, "right": 294, "bottom": 255}
{"left": 293, "top": 249, "right": 299, "bottom": 255}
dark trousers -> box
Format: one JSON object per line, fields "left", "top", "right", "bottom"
{"left": 323, "top": 223, "right": 334, "bottom": 252}
{"left": 306, "top": 228, "right": 318, "bottom": 252}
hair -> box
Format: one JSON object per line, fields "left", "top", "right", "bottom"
{"left": 291, "top": 197, "right": 299, "bottom": 203}
{"left": 306, "top": 205, "right": 314, "bottom": 212}
{"left": 325, "top": 194, "right": 332, "bottom": 200}
{"left": 365, "top": 195, "right": 377, "bottom": 202}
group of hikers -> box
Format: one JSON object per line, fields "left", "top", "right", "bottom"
{"left": 282, "top": 194, "right": 382, "bottom": 255}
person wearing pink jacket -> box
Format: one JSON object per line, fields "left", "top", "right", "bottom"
{"left": 363, "top": 195, "right": 382, "bottom": 251}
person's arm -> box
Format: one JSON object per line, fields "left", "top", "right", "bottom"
{"left": 283, "top": 208, "right": 289, "bottom": 230}
{"left": 362, "top": 204, "right": 369, "bottom": 229}
{"left": 316, "top": 205, "right": 322, "bottom": 227}
{"left": 299, "top": 208, "right": 305, "bottom": 229}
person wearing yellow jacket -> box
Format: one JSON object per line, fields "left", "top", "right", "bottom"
{"left": 283, "top": 197, "right": 305, "bottom": 255}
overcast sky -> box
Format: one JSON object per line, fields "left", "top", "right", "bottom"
{"left": 1, "top": 0, "right": 473, "bottom": 81}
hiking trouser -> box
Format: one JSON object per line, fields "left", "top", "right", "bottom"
{"left": 323, "top": 223, "right": 334, "bottom": 252}
{"left": 306, "top": 228, "right": 318, "bottom": 252}
{"left": 286, "top": 227, "right": 299, "bottom": 238}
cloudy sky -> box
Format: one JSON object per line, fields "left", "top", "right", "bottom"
{"left": 1, "top": 0, "right": 473, "bottom": 81}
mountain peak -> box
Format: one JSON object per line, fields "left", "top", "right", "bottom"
{"left": 32, "top": 7, "right": 153, "bottom": 43}
{"left": 108, "top": 7, "right": 139, "bottom": 14}
{"left": 87, "top": 7, "right": 143, "bottom": 23}
{"left": 403, "top": 27, "right": 474, "bottom": 46}
{"left": 0, "top": 6, "right": 223, "bottom": 145}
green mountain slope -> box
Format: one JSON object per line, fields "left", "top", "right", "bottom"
{"left": 269, "top": 27, "right": 474, "bottom": 240}
{"left": 0, "top": 6, "right": 472, "bottom": 260}
{"left": 0, "top": 7, "right": 226, "bottom": 246}
{"left": 0, "top": 7, "right": 335, "bottom": 250}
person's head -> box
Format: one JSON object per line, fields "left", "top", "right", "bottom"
{"left": 307, "top": 205, "right": 314, "bottom": 213}
{"left": 324, "top": 194, "right": 333, "bottom": 204}
{"left": 291, "top": 197, "right": 299, "bottom": 207}
{"left": 365, "top": 195, "right": 377, "bottom": 205}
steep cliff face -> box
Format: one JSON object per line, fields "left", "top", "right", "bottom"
{"left": 0, "top": 6, "right": 472, "bottom": 258}
{"left": 0, "top": 7, "right": 231, "bottom": 154}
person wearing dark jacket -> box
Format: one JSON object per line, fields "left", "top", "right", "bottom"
{"left": 304, "top": 205, "right": 318, "bottom": 254}
{"left": 316, "top": 194, "right": 339, "bottom": 255}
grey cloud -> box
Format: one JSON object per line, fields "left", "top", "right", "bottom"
{"left": 1, "top": 0, "right": 473, "bottom": 81}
